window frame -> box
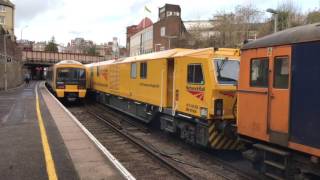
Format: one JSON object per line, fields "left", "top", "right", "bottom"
{"left": 0, "top": 5, "right": 5, "bottom": 13}
{"left": 140, "top": 62, "right": 147, "bottom": 79}
{"left": 273, "top": 56, "right": 290, "bottom": 89}
{"left": 131, "top": 62, "right": 137, "bottom": 79}
{"left": 160, "top": 27, "right": 166, "bottom": 37}
{"left": 187, "top": 63, "right": 205, "bottom": 85}
{"left": 249, "top": 57, "right": 269, "bottom": 88}
{"left": 0, "top": 16, "right": 5, "bottom": 25}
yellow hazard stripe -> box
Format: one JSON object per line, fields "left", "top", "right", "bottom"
{"left": 36, "top": 84, "right": 58, "bottom": 180}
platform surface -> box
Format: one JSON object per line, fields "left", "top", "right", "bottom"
{"left": 0, "top": 82, "right": 125, "bottom": 180}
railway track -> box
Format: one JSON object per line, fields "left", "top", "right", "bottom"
{"left": 68, "top": 104, "right": 193, "bottom": 180}
{"left": 68, "top": 102, "right": 264, "bottom": 180}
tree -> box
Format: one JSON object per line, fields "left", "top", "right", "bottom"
{"left": 45, "top": 36, "right": 58, "bottom": 52}
{"left": 211, "top": 3, "right": 263, "bottom": 48}
{"left": 306, "top": 10, "right": 320, "bottom": 24}
{"left": 275, "top": 0, "right": 304, "bottom": 31}
{"left": 86, "top": 46, "right": 98, "bottom": 56}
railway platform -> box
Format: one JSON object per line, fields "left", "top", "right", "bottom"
{"left": 0, "top": 81, "right": 131, "bottom": 180}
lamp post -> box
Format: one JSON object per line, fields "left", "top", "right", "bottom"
{"left": 3, "top": 34, "right": 10, "bottom": 91}
{"left": 20, "top": 25, "right": 28, "bottom": 40}
{"left": 266, "top": 8, "right": 278, "bottom": 33}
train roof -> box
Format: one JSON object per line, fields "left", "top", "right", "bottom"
{"left": 86, "top": 60, "right": 115, "bottom": 67}
{"left": 118, "top": 48, "right": 190, "bottom": 63}
{"left": 242, "top": 23, "right": 320, "bottom": 50}
{"left": 174, "top": 48, "right": 240, "bottom": 59}
{"left": 56, "top": 60, "right": 83, "bottom": 65}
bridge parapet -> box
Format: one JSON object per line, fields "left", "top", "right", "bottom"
{"left": 22, "top": 51, "right": 105, "bottom": 65}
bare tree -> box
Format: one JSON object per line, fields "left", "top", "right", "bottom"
{"left": 276, "top": 0, "right": 304, "bottom": 30}
{"left": 211, "top": 3, "right": 263, "bottom": 48}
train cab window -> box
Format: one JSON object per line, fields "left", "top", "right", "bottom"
{"left": 187, "top": 64, "right": 204, "bottom": 84}
{"left": 250, "top": 58, "right": 269, "bottom": 87}
{"left": 131, "top": 63, "right": 137, "bottom": 79}
{"left": 274, "top": 57, "right": 289, "bottom": 89}
{"left": 214, "top": 59, "right": 239, "bottom": 85}
{"left": 140, "top": 62, "right": 147, "bottom": 79}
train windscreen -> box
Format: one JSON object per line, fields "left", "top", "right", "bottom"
{"left": 214, "top": 59, "right": 239, "bottom": 85}
{"left": 57, "top": 68, "right": 86, "bottom": 85}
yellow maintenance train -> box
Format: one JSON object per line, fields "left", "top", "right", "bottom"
{"left": 46, "top": 60, "right": 87, "bottom": 101}
{"left": 86, "top": 48, "right": 242, "bottom": 150}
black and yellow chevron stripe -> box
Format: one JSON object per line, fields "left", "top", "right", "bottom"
{"left": 208, "top": 121, "right": 244, "bottom": 150}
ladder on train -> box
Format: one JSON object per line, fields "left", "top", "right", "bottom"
{"left": 254, "top": 144, "right": 291, "bottom": 180}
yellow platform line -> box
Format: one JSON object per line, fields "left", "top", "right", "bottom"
{"left": 35, "top": 84, "right": 58, "bottom": 180}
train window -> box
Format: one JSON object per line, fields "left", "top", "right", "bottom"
{"left": 187, "top": 64, "right": 204, "bottom": 84}
{"left": 140, "top": 62, "right": 147, "bottom": 79}
{"left": 131, "top": 63, "right": 137, "bottom": 79}
{"left": 97, "top": 66, "right": 99, "bottom": 76}
{"left": 274, "top": 57, "right": 289, "bottom": 89}
{"left": 250, "top": 58, "right": 269, "bottom": 87}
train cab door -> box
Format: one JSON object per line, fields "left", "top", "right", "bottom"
{"left": 167, "top": 58, "right": 174, "bottom": 108}
{"left": 268, "top": 46, "right": 291, "bottom": 146}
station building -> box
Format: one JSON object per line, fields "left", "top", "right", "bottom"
{"left": 126, "top": 4, "right": 188, "bottom": 56}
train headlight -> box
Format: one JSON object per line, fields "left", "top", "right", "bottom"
{"left": 56, "top": 82, "right": 65, "bottom": 89}
{"left": 200, "top": 107, "right": 208, "bottom": 118}
{"left": 214, "top": 99, "right": 223, "bottom": 117}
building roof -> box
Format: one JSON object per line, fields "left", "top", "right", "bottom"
{"left": 0, "top": 0, "right": 14, "bottom": 8}
{"left": 242, "top": 23, "right": 320, "bottom": 50}
{"left": 136, "top": 17, "right": 153, "bottom": 31}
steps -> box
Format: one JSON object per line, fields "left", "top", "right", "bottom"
{"left": 254, "top": 144, "right": 291, "bottom": 180}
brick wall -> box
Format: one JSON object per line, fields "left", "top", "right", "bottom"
{"left": 0, "top": 33, "right": 23, "bottom": 90}
{"left": 153, "top": 16, "right": 186, "bottom": 50}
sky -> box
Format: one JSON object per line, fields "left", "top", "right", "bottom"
{"left": 12, "top": 0, "right": 320, "bottom": 46}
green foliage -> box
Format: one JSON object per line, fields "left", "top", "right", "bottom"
{"left": 306, "top": 11, "right": 320, "bottom": 23}
{"left": 86, "top": 46, "right": 98, "bottom": 56}
{"left": 45, "top": 36, "right": 58, "bottom": 52}
{"left": 275, "top": 1, "right": 304, "bottom": 31}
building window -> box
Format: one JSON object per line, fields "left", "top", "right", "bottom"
{"left": 140, "top": 62, "right": 147, "bottom": 79}
{"left": 274, "top": 57, "right": 289, "bottom": 89}
{"left": 131, "top": 63, "right": 137, "bottom": 79}
{"left": 160, "top": 27, "right": 166, "bottom": 37}
{"left": 187, "top": 64, "right": 204, "bottom": 84}
{"left": 174, "top": 11, "right": 180, "bottom": 16}
{"left": 167, "top": 11, "right": 172, "bottom": 16}
{"left": 0, "top": 16, "right": 5, "bottom": 25}
{"left": 250, "top": 58, "right": 269, "bottom": 87}
{"left": 0, "top": 5, "right": 5, "bottom": 12}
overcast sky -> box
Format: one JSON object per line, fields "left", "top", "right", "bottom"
{"left": 12, "top": 0, "right": 319, "bottom": 46}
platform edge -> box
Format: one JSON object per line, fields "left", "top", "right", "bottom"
{"left": 43, "top": 83, "right": 136, "bottom": 180}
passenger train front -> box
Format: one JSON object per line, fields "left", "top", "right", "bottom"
{"left": 46, "top": 60, "right": 87, "bottom": 101}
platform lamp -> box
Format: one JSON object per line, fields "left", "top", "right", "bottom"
{"left": 20, "top": 25, "right": 28, "bottom": 40}
{"left": 266, "top": 8, "right": 279, "bottom": 33}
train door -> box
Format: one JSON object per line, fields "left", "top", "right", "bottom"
{"left": 238, "top": 50, "right": 270, "bottom": 141}
{"left": 268, "top": 46, "right": 291, "bottom": 146}
{"left": 167, "top": 58, "right": 174, "bottom": 108}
